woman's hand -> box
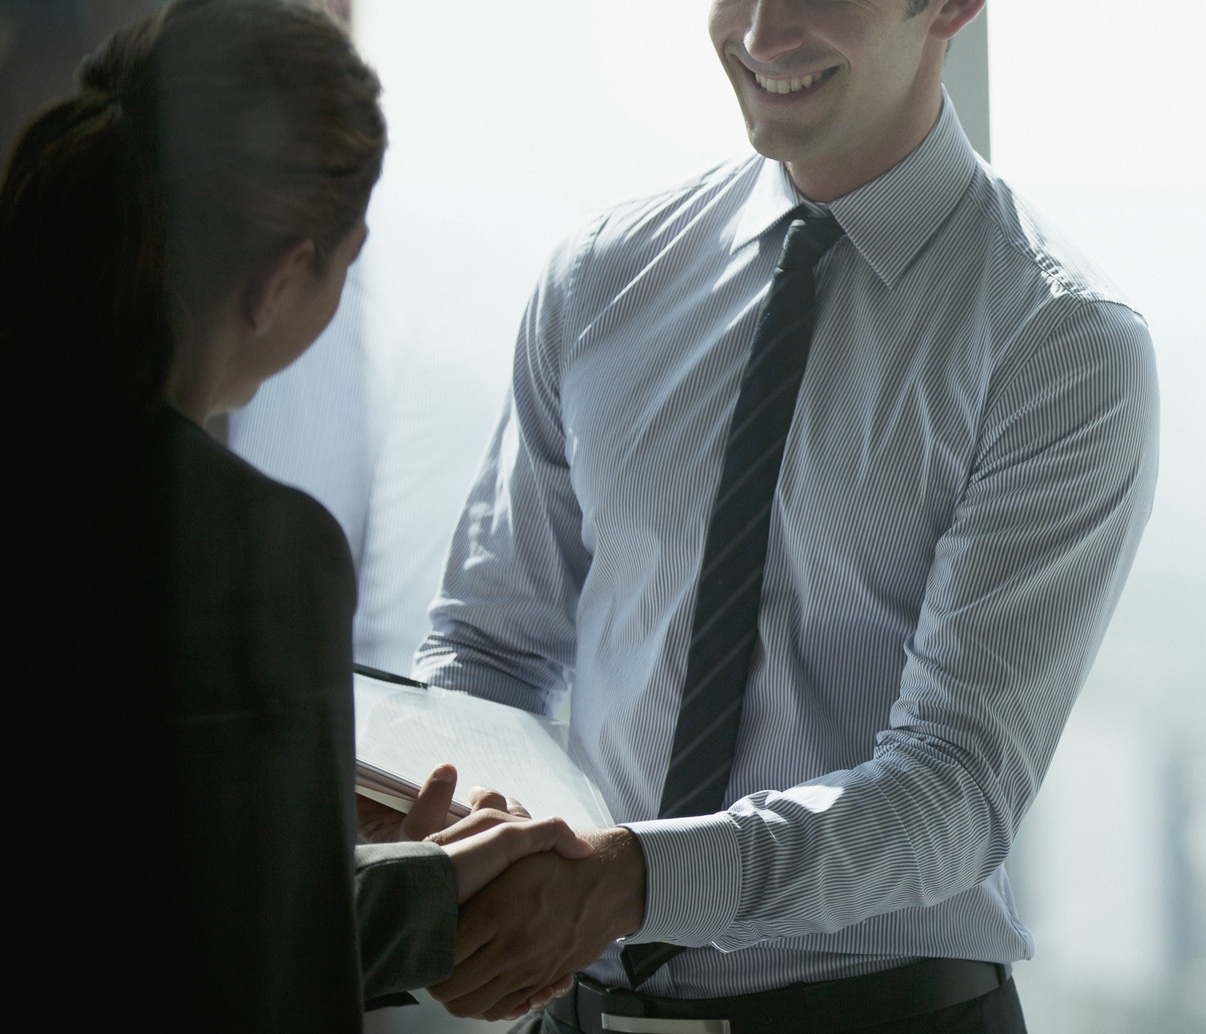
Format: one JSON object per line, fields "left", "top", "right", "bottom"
{"left": 427, "top": 779, "right": 591, "bottom": 1021}
{"left": 435, "top": 811, "right": 593, "bottom": 904}
{"left": 356, "top": 763, "right": 589, "bottom": 1017}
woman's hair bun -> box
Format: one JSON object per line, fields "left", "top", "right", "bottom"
{"left": 77, "top": 10, "right": 160, "bottom": 122}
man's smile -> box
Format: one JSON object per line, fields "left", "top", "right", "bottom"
{"left": 751, "top": 66, "right": 839, "bottom": 95}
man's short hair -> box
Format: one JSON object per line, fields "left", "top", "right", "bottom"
{"left": 907, "top": 0, "right": 931, "bottom": 16}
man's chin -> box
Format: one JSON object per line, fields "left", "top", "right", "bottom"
{"left": 745, "top": 126, "right": 819, "bottom": 168}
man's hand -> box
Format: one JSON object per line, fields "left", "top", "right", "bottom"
{"left": 357, "top": 763, "right": 460, "bottom": 843}
{"left": 357, "top": 765, "right": 537, "bottom": 844}
{"left": 428, "top": 826, "right": 647, "bottom": 1021}
{"left": 438, "top": 813, "right": 594, "bottom": 904}
{"left": 356, "top": 762, "right": 593, "bottom": 900}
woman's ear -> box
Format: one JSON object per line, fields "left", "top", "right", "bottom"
{"left": 243, "top": 239, "right": 317, "bottom": 336}
{"left": 928, "top": 0, "right": 987, "bottom": 42}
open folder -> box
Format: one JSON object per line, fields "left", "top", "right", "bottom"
{"left": 353, "top": 669, "right": 614, "bottom": 831}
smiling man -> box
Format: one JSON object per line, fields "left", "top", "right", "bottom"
{"left": 714, "top": 0, "right": 953, "bottom": 200}
{"left": 414, "top": 3, "right": 1158, "bottom": 1032}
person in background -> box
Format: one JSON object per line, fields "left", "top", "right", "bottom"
{"left": 222, "top": 260, "right": 434, "bottom": 674}
{"left": 0, "top": 0, "right": 585, "bottom": 1028}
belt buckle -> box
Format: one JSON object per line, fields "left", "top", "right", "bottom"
{"left": 601, "top": 1016, "right": 731, "bottom": 1034}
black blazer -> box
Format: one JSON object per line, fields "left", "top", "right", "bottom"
{"left": 9, "top": 405, "right": 454, "bottom": 1028}
{"left": 164, "top": 408, "right": 457, "bottom": 1027}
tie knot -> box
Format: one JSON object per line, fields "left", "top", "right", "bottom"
{"left": 777, "top": 210, "right": 844, "bottom": 273}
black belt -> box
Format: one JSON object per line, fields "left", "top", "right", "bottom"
{"left": 547, "top": 958, "right": 1011, "bottom": 1034}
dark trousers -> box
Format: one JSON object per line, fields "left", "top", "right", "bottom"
{"left": 512, "top": 978, "right": 1027, "bottom": 1034}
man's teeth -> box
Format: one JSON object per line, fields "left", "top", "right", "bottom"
{"left": 755, "top": 71, "right": 827, "bottom": 94}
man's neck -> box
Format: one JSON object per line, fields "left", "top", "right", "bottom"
{"left": 786, "top": 89, "right": 944, "bottom": 203}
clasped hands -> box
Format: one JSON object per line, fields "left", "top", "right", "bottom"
{"left": 358, "top": 763, "right": 647, "bottom": 1021}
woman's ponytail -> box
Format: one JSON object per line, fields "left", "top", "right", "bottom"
{"left": 0, "top": 11, "right": 172, "bottom": 413}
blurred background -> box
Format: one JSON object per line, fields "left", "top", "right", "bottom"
{"left": 3, "top": 2, "right": 1201, "bottom": 1031}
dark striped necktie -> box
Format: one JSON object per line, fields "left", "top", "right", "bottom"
{"left": 621, "top": 208, "right": 845, "bottom": 989}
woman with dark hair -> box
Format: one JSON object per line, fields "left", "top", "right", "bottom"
{"left": 0, "top": 1, "right": 584, "bottom": 1028}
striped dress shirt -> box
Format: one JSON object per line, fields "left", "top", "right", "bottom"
{"left": 414, "top": 98, "right": 1159, "bottom": 998}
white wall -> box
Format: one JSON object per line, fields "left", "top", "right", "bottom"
{"left": 989, "top": 3, "right": 1206, "bottom": 1030}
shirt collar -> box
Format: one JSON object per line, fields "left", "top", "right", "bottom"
{"left": 729, "top": 158, "right": 814, "bottom": 256}
{"left": 729, "top": 90, "right": 979, "bottom": 289}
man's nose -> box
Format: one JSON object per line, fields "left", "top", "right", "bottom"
{"left": 743, "top": 0, "right": 813, "bottom": 66}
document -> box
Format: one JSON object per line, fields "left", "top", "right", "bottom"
{"left": 354, "top": 671, "right": 614, "bottom": 831}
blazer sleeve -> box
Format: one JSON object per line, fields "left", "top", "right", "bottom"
{"left": 355, "top": 841, "right": 458, "bottom": 1009}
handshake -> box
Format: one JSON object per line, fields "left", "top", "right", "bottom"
{"left": 357, "top": 763, "right": 648, "bottom": 1021}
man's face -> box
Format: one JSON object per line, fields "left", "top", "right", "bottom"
{"left": 709, "top": 0, "right": 951, "bottom": 200}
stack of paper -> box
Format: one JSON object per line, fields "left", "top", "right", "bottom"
{"left": 354, "top": 673, "right": 613, "bottom": 831}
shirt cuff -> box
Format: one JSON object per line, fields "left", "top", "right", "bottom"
{"left": 624, "top": 812, "right": 742, "bottom": 946}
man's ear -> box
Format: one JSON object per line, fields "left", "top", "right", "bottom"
{"left": 243, "top": 239, "right": 317, "bottom": 336}
{"left": 928, "top": 0, "right": 986, "bottom": 42}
